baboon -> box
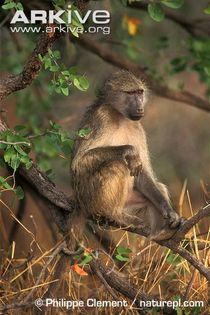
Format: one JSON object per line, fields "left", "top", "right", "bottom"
{"left": 71, "top": 70, "right": 183, "bottom": 240}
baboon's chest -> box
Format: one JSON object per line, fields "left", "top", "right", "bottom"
{"left": 86, "top": 121, "right": 148, "bottom": 163}
{"left": 107, "top": 122, "right": 145, "bottom": 154}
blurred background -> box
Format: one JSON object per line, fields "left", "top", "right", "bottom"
{"left": 0, "top": 0, "right": 210, "bottom": 313}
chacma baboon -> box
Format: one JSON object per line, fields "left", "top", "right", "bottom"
{"left": 71, "top": 70, "right": 183, "bottom": 240}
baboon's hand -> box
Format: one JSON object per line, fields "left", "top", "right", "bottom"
{"left": 161, "top": 204, "right": 184, "bottom": 229}
{"left": 168, "top": 213, "right": 185, "bottom": 229}
{"left": 124, "top": 147, "right": 142, "bottom": 177}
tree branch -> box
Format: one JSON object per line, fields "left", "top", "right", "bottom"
{"left": 19, "top": 164, "right": 74, "bottom": 213}
{"left": 173, "top": 203, "right": 210, "bottom": 241}
{"left": 0, "top": 31, "right": 61, "bottom": 103}
{"left": 113, "top": 216, "right": 210, "bottom": 282}
{"left": 0, "top": 0, "right": 91, "bottom": 104}
{"left": 90, "top": 259, "right": 153, "bottom": 314}
{"left": 74, "top": 35, "right": 210, "bottom": 112}
{"left": 1, "top": 114, "right": 210, "bottom": 282}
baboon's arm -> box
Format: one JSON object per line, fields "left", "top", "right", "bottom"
{"left": 135, "top": 172, "right": 177, "bottom": 221}
{"left": 76, "top": 145, "right": 140, "bottom": 174}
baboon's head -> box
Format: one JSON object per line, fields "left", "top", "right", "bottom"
{"left": 103, "top": 70, "right": 148, "bottom": 121}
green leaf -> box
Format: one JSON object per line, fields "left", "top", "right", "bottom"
{"left": 61, "top": 142, "right": 73, "bottom": 155}
{"left": 68, "top": 66, "right": 78, "bottom": 76}
{"left": 166, "top": 250, "right": 182, "bottom": 265}
{"left": 50, "top": 65, "right": 60, "bottom": 72}
{"left": 10, "top": 154, "right": 20, "bottom": 170}
{"left": 78, "top": 128, "right": 91, "bottom": 138}
{"left": 16, "top": 2, "right": 23, "bottom": 10}
{"left": 148, "top": 3, "right": 165, "bottom": 22}
{"left": 79, "top": 255, "right": 93, "bottom": 266}
{"left": 2, "top": 2, "right": 16, "bottom": 10}
{"left": 116, "top": 254, "right": 129, "bottom": 262}
{"left": 73, "top": 76, "right": 89, "bottom": 91}
{"left": 161, "top": 0, "right": 184, "bottom": 9}
{"left": 0, "top": 176, "right": 13, "bottom": 190}
{"left": 204, "top": 67, "right": 210, "bottom": 76}
{"left": 52, "top": 50, "right": 61, "bottom": 59}
{"left": 79, "top": 76, "right": 89, "bottom": 90}
{"left": 0, "top": 143, "right": 6, "bottom": 149}
{"left": 38, "top": 54, "right": 43, "bottom": 62}
{"left": 44, "top": 58, "right": 52, "bottom": 69}
{"left": 49, "top": 121, "right": 61, "bottom": 130}
{"left": 54, "top": 86, "right": 62, "bottom": 94}
{"left": 15, "top": 186, "right": 24, "bottom": 200}
{"left": 61, "top": 87, "right": 69, "bottom": 96}
{"left": 14, "top": 145, "right": 28, "bottom": 156}
{"left": 70, "top": 28, "right": 80, "bottom": 38}
{"left": 4, "top": 147, "right": 15, "bottom": 163}
{"left": 25, "top": 161, "right": 32, "bottom": 169}
{"left": 204, "top": 6, "right": 210, "bottom": 14}
{"left": 170, "top": 57, "right": 188, "bottom": 73}
{"left": 20, "top": 155, "right": 30, "bottom": 164}
{"left": 117, "top": 246, "right": 132, "bottom": 255}
{"left": 14, "top": 125, "right": 28, "bottom": 132}
{"left": 38, "top": 159, "right": 51, "bottom": 172}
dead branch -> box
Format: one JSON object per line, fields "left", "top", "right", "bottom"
{"left": 97, "top": 203, "right": 210, "bottom": 282}
{"left": 74, "top": 35, "right": 210, "bottom": 112}
{"left": 90, "top": 259, "right": 152, "bottom": 306}
{"left": 173, "top": 203, "right": 210, "bottom": 240}
{"left": 23, "top": 241, "right": 65, "bottom": 303}
{"left": 90, "top": 259, "right": 177, "bottom": 314}
{"left": 159, "top": 238, "right": 210, "bottom": 281}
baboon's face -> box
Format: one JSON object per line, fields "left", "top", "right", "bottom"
{"left": 124, "top": 89, "right": 145, "bottom": 120}
{"left": 104, "top": 71, "right": 147, "bottom": 121}
{"left": 111, "top": 88, "right": 146, "bottom": 121}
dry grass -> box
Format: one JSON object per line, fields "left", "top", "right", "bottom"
{"left": 0, "top": 184, "right": 209, "bottom": 315}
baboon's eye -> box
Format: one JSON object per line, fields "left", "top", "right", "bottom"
{"left": 137, "top": 89, "right": 144, "bottom": 95}
{"left": 126, "top": 89, "right": 144, "bottom": 95}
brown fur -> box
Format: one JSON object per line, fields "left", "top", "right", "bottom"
{"left": 71, "top": 70, "right": 182, "bottom": 241}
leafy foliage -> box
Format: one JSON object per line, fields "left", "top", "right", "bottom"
{"left": 204, "top": 5, "right": 210, "bottom": 14}
{"left": 2, "top": 0, "right": 23, "bottom": 10}
{"left": 0, "top": 130, "right": 31, "bottom": 170}
{"left": 39, "top": 49, "right": 89, "bottom": 96}
{"left": 161, "top": 0, "right": 184, "bottom": 9}
{"left": 52, "top": 1, "right": 84, "bottom": 37}
{"left": 0, "top": 175, "right": 24, "bottom": 200}
{"left": 148, "top": 3, "right": 165, "bottom": 22}
{"left": 71, "top": 247, "right": 93, "bottom": 276}
{"left": 115, "top": 246, "right": 132, "bottom": 262}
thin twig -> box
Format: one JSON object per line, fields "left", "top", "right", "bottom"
{"left": 0, "top": 140, "right": 31, "bottom": 146}
{"left": 23, "top": 241, "right": 65, "bottom": 303}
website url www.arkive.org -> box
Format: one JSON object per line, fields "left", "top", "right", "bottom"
{"left": 10, "top": 25, "right": 110, "bottom": 35}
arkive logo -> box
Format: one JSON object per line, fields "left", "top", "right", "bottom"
{"left": 10, "top": 9, "right": 110, "bottom": 25}
{"left": 9, "top": 8, "right": 111, "bottom": 35}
